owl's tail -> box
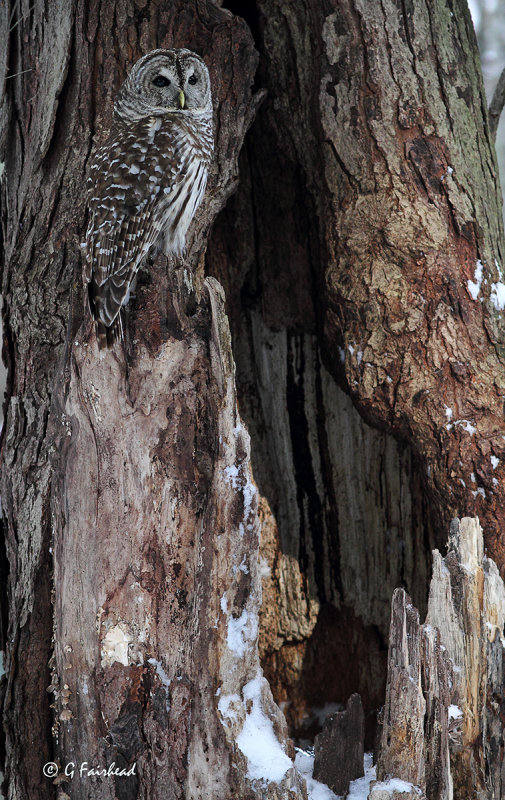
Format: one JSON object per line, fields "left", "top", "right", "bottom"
{"left": 95, "top": 316, "right": 123, "bottom": 349}
{"left": 87, "top": 283, "right": 124, "bottom": 349}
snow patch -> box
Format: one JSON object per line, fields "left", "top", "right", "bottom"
{"left": 371, "top": 778, "right": 422, "bottom": 795}
{"left": 227, "top": 609, "right": 258, "bottom": 658}
{"left": 467, "top": 259, "right": 484, "bottom": 300}
{"left": 227, "top": 609, "right": 258, "bottom": 657}
{"left": 444, "top": 406, "right": 453, "bottom": 421}
{"left": 454, "top": 419, "right": 476, "bottom": 435}
{"left": 491, "top": 455, "right": 500, "bottom": 469}
{"left": 218, "top": 692, "right": 241, "bottom": 725}
{"left": 237, "top": 674, "right": 292, "bottom": 783}
{"left": 147, "top": 658, "right": 171, "bottom": 712}
{"left": 490, "top": 282, "right": 505, "bottom": 310}
{"left": 448, "top": 704, "right": 463, "bottom": 720}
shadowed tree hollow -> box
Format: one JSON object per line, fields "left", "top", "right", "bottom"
{"left": 1, "top": 0, "right": 505, "bottom": 798}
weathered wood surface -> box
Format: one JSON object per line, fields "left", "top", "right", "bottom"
{"left": 2, "top": 0, "right": 505, "bottom": 796}
{"left": 208, "top": 0, "right": 505, "bottom": 738}
{"left": 1, "top": 1, "right": 303, "bottom": 798}
{"left": 374, "top": 517, "right": 505, "bottom": 800}
{"left": 51, "top": 277, "right": 306, "bottom": 800}
{"left": 313, "top": 692, "right": 364, "bottom": 795}
{"left": 375, "top": 590, "right": 426, "bottom": 795}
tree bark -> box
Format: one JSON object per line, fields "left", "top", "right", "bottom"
{"left": 1, "top": 2, "right": 305, "bottom": 798}
{"left": 375, "top": 518, "right": 505, "bottom": 799}
{"left": 208, "top": 0, "right": 505, "bottom": 740}
{"left": 2, "top": 0, "right": 505, "bottom": 797}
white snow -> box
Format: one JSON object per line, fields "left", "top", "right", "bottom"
{"left": 220, "top": 594, "right": 229, "bottom": 614}
{"left": 490, "top": 281, "right": 505, "bottom": 310}
{"left": 347, "top": 753, "right": 378, "bottom": 799}
{"left": 491, "top": 455, "right": 500, "bottom": 469}
{"left": 237, "top": 674, "right": 292, "bottom": 783}
{"left": 471, "top": 472, "right": 476, "bottom": 483}
{"left": 371, "top": 778, "right": 422, "bottom": 795}
{"left": 472, "top": 487, "right": 486, "bottom": 499}
{"left": 224, "top": 464, "right": 240, "bottom": 487}
{"left": 227, "top": 609, "right": 258, "bottom": 657}
{"left": 218, "top": 692, "right": 241, "bottom": 724}
{"left": 467, "top": 260, "right": 484, "bottom": 300}
{"left": 444, "top": 406, "right": 453, "bottom": 421}
{"left": 454, "top": 419, "right": 476, "bottom": 435}
{"left": 448, "top": 704, "right": 463, "bottom": 720}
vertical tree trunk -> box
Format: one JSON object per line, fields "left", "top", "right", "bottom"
{"left": 2, "top": 0, "right": 505, "bottom": 796}
{"left": 1, "top": 2, "right": 305, "bottom": 798}
{"left": 208, "top": 0, "right": 505, "bottom": 739}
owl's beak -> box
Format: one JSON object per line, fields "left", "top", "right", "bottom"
{"left": 178, "top": 90, "right": 185, "bottom": 109}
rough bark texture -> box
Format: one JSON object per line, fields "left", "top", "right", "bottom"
{"left": 375, "top": 518, "right": 505, "bottom": 800}
{"left": 206, "top": 0, "right": 505, "bottom": 744}
{"left": 50, "top": 276, "right": 305, "bottom": 800}
{"left": 2, "top": 0, "right": 505, "bottom": 797}
{"left": 0, "top": 2, "right": 304, "bottom": 798}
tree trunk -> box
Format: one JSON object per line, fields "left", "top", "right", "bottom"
{"left": 1, "top": 0, "right": 504, "bottom": 797}
{"left": 208, "top": 0, "right": 505, "bottom": 743}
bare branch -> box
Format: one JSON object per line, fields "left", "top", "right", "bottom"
{"left": 488, "top": 66, "right": 505, "bottom": 140}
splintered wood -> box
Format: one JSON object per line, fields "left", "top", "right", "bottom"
{"left": 373, "top": 517, "right": 505, "bottom": 799}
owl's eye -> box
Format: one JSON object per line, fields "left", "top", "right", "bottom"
{"left": 153, "top": 75, "right": 170, "bottom": 87}
{"left": 188, "top": 74, "right": 198, "bottom": 85}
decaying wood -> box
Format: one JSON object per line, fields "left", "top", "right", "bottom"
{"left": 50, "top": 276, "right": 306, "bottom": 800}
{"left": 1, "top": 1, "right": 300, "bottom": 798}
{"left": 208, "top": 0, "right": 505, "bottom": 737}
{"left": 375, "top": 517, "right": 505, "bottom": 800}
{"left": 375, "top": 590, "right": 426, "bottom": 795}
{"left": 2, "top": 0, "right": 505, "bottom": 796}
{"left": 313, "top": 692, "right": 364, "bottom": 795}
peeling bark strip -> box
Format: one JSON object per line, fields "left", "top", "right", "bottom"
{"left": 375, "top": 518, "right": 505, "bottom": 799}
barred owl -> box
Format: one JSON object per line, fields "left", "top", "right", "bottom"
{"left": 84, "top": 49, "right": 214, "bottom": 347}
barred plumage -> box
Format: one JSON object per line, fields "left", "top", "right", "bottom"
{"left": 84, "top": 49, "right": 213, "bottom": 347}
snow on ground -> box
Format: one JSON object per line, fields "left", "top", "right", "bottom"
{"left": 295, "top": 749, "right": 376, "bottom": 800}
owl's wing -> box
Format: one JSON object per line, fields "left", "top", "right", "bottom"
{"left": 84, "top": 117, "right": 195, "bottom": 330}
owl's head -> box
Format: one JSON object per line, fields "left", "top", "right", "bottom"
{"left": 115, "top": 49, "right": 212, "bottom": 121}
